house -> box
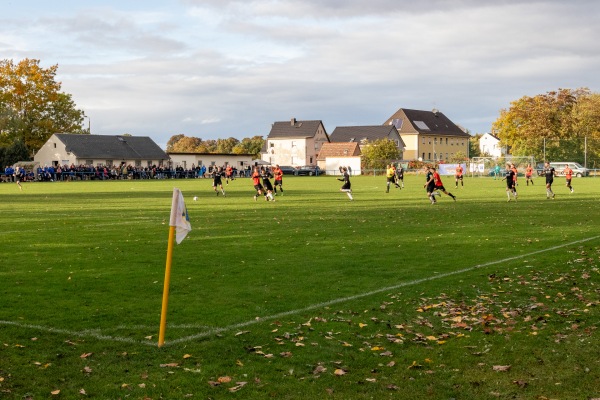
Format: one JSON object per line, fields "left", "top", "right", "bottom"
{"left": 328, "top": 125, "right": 405, "bottom": 157}
{"left": 261, "top": 118, "right": 329, "bottom": 166}
{"left": 167, "top": 152, "right": 255, "bottom": 172}
{"left": 383, "top": 108, "right": 470, "bottom": 161}
{"left": 479, "top": 132, "right": 504, "bottom": 157}
{"left": 316, "top": 142, "right": 362, "bottom": 175}
{"left": 34, "top": 134, "right": 169, "bottom": 168}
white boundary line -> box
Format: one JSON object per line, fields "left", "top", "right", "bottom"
{"left": 2, "top": 235, "right": 598, "bottom": 347}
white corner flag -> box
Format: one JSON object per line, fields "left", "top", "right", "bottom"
{"left": 171, "top": 188, "right": 191, "bottom": 244}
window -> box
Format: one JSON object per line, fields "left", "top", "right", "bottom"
{"left": 434, "top": 138, "right": 438, "bottom": 145}
{"left": 309, "top": 156, "right": 313, "bottom": 164}
{"left": 428, "top": 153, "right": 431, "bottom": 160}
{"left": 445, "top": 138, "right": 448, "bottom": 145}
{"left": 422, "top": 137, "right": 425, "bottom": 144}
{"left": 147, "top": 161, "right": 153, "bottom": 167}
{"left": 86, "top": 160, "right": 93, "bottom": 165}
{"left": 292, "top": 141, "right": 297, "bottom": 147}
{"left": 422, "top": 152, "right": 425, "bottom": 160}
{"left": 106, "top": 160, "right": 113, "bottom": 166}
{"left": 270, "top": 142, "right": 274, "bottom": 148}
{"left": 53, "top": 143, "right": 57, "bottom": 148}
{"left": 135, "top": 160, "right": 141, "bottom": 167}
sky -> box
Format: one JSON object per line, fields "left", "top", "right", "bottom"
{"left": 1, "top": 0, "right": 599, "bottom": 149}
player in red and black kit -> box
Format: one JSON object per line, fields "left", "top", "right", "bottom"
{"left": 225, "top": 165, "right": 234, "bottom": 184}
{"left": 564, "top": 165, "right": 574, "bottom": 193}
{"left": 424, "top": 165, "right": 438, "bottom": 204}
{"left": 431, "top": 167, "right": 456, "bottom": 201}
{"left": 525, "top": 164, "right": 534, "bottom": 186}
{"left": 272, "top": 164, "right": 284, "bottom": 195}
{"left": 501, "top": 163, "right": 518, "bottom": 202}
{"left": 251, "top": 166, "right": 264, "bottom": 201}
{"left": 454, "top": 164, "right": 463, "bottom": 188}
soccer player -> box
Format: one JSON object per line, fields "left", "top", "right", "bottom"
{"left": 338, "top": 167, "right": 353, "bottom": 200}
{"left": 543, "top": 161, "right": 557, "bottom": 199}
{"left": 225, "top": 165, "right": 234, "bottom": 184}
{"left": 510, "top": 163, "right": 518, "bottom": 187}
{"left": 525, "top": 164, "right": 534, "bottom": 186}
{"left": 273, "top": 164, "right": 284, "bottom": 195}
{"left": 564, "top": 165, "right": 574, "bottom": 193}
{"left": 212, "top": 166, "right": 226, "bottom": 196}
{"left": 14, "top": 166, "right": 23, "bottom": 191}
{"left": 251, "top": 166, "right": 264, "bottom": 201}
{"left": 385, "top": 164, "right": 396, "bottom": 193}
{"left": 424, "top": 166, "right": 438, "bottom": 204}
{"left": 454, "top": 164, "right": 464, "bottom": 188}
{"left": 501, "top": 163, "right": 518, "bottom": 201}
{"left": 261, "top": 167, "right": 275, "bottom": 201}
{"left": 395, "top": 164, "right": 404, "bottom": 188}
{"left": 431, "top": 167, "right": 456, "bottom": 201}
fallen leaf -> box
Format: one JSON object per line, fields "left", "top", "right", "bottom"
{"left": 313, "top": 365, "right": 327, "bottom": 375}
{"left": 51, "top": 390, "right": 60, "bottom": 395}
{"left": 359, "top": 323, "right": 368, "bottom": 328}
{"left": 236, "top": 360, "right": 244, "bottom": 367}
{"left": 493, "top": 365, "right": 511, "bottom": 372}
{"left": 80, "top": 353, "right": 92, "bottom": 359}
{"left": 229, "top": 382, "right": 247, "bottom": 392}
{"left": 183, "top": 354, "right": 192, "bottom": 359}
{"left": 79, "top": 388, "right": 86, "bottom": 395}
{"left": 334, "top": 369, "right": 347, "bottom": 376}
{"left": 83, "top": 366, "right": 92, "bottom": 374}
{"left": 217, "top": 376, "right": 232, "bottom": 383}
{"left": 160, "top": 363, "right": 179, "bottom": 368}
{"left": 365, "top": 378, "right": 377, "bottom": 382}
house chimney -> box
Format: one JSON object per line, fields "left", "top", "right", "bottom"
{"left": 291, "top": 117, "right": 296, "bottom": 126}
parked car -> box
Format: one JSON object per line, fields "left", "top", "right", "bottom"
{"left": 296, "top": 165, "right": 321, "bottom": 176}
{"left": 537, "top": 162, "right": 589, "bottom": 177}
{"left": 277, "top": 165, "right": 297, "bottom": 175}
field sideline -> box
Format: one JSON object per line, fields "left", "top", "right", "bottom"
{"left": 1, "top": 174, "right": 599, "bottom": 398}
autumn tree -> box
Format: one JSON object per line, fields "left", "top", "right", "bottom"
{"left": 232, "top": 136, "right": 265, "bottom": 158}
{"left": 361, "top": 138, "right": 400, "bottom": 169}
{"left": 492, "top": 88, "right": 600, "bottom": 163}
{"left": 216, "top": 137, "right": 239, "bottom": 154}
{"left": 0, "top": 58, "right": 87, "bottom": 152}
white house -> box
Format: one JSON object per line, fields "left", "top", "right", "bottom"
{"left": 261, "top": 118, "right": 330, "bottom": 166}
{"left": 34, "top": 134, "right": 169, "bottom": 167}
{"left": 479, "top": 133, "right": 503, "bottom": 157}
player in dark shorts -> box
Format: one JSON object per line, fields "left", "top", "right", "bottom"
{"left": 251, "top": 166, "right": 264, "bottom": 201}
{"left": 501, "top": 163, "right": 518, "bottom": 202}
{"left": 272, "top": 165, "right": 284, "bottom": 195}
{"left": 424, "top": 166, "right": 438, "bottom": 204}
{"left": 338, "top": 167, "right": 353, "bottom": 200}
{"left": 385, "top": 164, "right": 397, "bottom": 193}
{"left": 395, "top": 164, "right": 404, "bottom": 188}
{"left": 564, "top": 165, "right": 574, "bottom": 193}
{"left": 525, "top": 164, "right": 534, "bottom": 186}
{"left": 454, "top": 164, "right": 463, "bottom": 188}
{"left": 431, "top": 167, "right": 456, "bottom": 201}
{"left": 543, "top": 161, "right": 557, "bottom": 199}
{"left": 212, "top": 166, "right": 226, "bottom": 196}
{"left": 261, "top": 167, "right": 275, "bottom": 201}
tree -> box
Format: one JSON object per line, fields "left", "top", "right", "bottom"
{"left": 232, "top": 135, "right": 265, "bottom": 158}
{"left": 216, "top": 137, "right": 240, "bottom": 154}
{"left": 0, "top": 58, "right": 87, "bottom": 151}
{"left": 492, "top": 88, "right": 598, "bottom": 163}
{"left": 361, "top": 138, "right": 400, "bottom": 169}
{"left": 468, "top": 134, "right": 482, "bottom": 158}
{"left": 0, "top": 138, "right": 29, "bottom": 166}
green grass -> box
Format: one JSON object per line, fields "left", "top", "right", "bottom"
{"left": 0, "top": 174, "right": 599, "bottom": 399}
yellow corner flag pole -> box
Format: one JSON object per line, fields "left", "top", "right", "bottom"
{"left": 158, "top": 189, "right": 180, "bottom": 347}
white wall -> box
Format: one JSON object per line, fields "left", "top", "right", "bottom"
{"left": 325, "top": 157, "right": 362, "bottom": 175}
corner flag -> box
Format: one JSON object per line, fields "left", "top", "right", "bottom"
{"left": 159, "top": 188, "right": 191, "bottom": 347}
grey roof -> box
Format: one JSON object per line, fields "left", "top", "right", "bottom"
{"left": 329, "top": 125, "right": 403, "bottom": 144}
{"left": 55, "top": 134, "right": 168, "bottom": 160}
{"left": 384, "top": 108, "right": 469, "bottom": 137}
{"left": 268, "top": 119, "right": 326, "bottom": 139}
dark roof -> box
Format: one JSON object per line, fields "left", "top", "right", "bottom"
{"left": 268, "top": 119, "right": 326, "bottom": 139}
{"left": 329, "top": 125, "right": 403, "bottom": 144}
{"left": 55, "top": 134, "right": 168, "bottom": 160}
{"left": 384, "top": 108, "right": 469, "bottom": 137}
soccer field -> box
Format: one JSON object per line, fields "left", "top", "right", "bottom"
{"left": 1, "top": 174, "right": 599, "bottom": 398}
